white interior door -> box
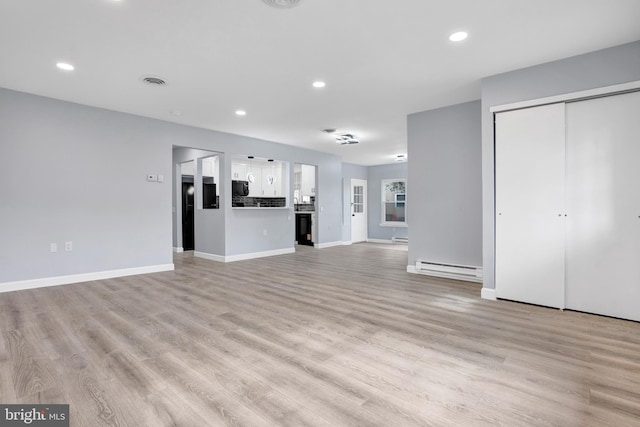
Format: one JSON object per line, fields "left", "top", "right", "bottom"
{"left": 351, "top": 179, "right": 367, "bottom": 243}
{"left": 495, "top": 103, "right": 566, "bottom": 308}
{"left": 565, "top": 91, "right": 640, "bottom": 321}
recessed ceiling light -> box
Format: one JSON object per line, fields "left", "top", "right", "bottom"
{"left": 235, "top": 110, "right": 247, "bottom": 116}
{"left": 312, "top": 81, "right": 326, "bottom": 88}
{"left": 56, "top": 62, "right": 74, "bottom": 71}
{"left": 263, "top": 0, "right": 300, "bottom": 9}
{"left": 449, "top": 31, "right": 468, "bottom": 42}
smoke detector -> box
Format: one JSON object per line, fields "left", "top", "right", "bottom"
{"left": 262, "top": 0, "right": 300, "bottom": 9}
{"left": 335, "top": 133, "right": 360, "bottom": 145}
{"left": 141, "top": 76, "right": 166, "bottom": 86}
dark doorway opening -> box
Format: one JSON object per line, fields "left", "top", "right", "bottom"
{"left": 182, "top": 177, "right": 195, "bottom": 251}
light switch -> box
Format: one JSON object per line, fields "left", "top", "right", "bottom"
{"left": 147, "top": 174, "right": 158, "bottom": 182}
{"left": 50, "top": 243, "right": 57, "bottom": 253}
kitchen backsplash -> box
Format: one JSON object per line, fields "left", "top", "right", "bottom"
{"left": 232, "top": 196, "right": 286, "bottom": 208}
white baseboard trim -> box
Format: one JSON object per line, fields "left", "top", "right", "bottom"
{"left": 173, "top": 247, "right": 184, "bottom": 253}
{"left": 194, "top": 251, "right": 226, "bottom": 262}
{"left": 481, "top": 288, "right": 497, "bottom": 300}
{"left": 195, "top": 247, "right": 295, "bottom": 263}
{"left": 314, "top": 241, "right": 344, "bottom": 249}
{"left": 342, "top": 241, "right": 353, "bottom": 245}
{"left": 367, "top": 238, "right": 394, "bottom": 244}
{"left": 407, "top": 265, "right": 417, "bottom": 274}
{"left": 0, "top": 263, "right": 175, "bottom": 294}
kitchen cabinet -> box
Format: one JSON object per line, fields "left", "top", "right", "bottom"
{"left": 263, "top": 164, "right": 284, "bottom": 197}
{"left": 246, "top": 167, "right": 262, "bottom": 197}
{"left": 301, "top": 164, "right": 316, "bottom": 196}
{"left": 232, "top": 157, "right": 288, "bottom": 205}
{"left": 231, "top": 163, "right": 246, "bottom": 180}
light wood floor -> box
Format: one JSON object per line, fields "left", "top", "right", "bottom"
{"left": 1, "top": 244, "right": 639, "bottom": 426}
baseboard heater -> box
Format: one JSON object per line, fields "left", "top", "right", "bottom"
{"left": 392, "top": 236, "right": 408, "bottom": 243}
{"left": 414, "top": 260, "right": 483, "bottom": 283}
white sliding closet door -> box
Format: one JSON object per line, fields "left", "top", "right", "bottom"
{"left": 565, "top": 91, "right": 640, "bottom": 321}
{"left": 495, "top": 103, "right": 566, "bottom": 308}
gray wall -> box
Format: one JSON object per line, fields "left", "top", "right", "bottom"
{"left": 481, "top": 40, "right": 640, "bottom": 289}
{"left": 341, "top": 163, "right": 368, "bottom": 242}
{"left": 367, "top": 163, "right": 409, "bottom": 241}
{"left": 0, "top": 88, "right": 173, "bottom": 282}
{"left": 1, "top": 87, "right": 344, "bottom": 284}
{"left": 407, "top": 100, "right": 482, "bottom": 267}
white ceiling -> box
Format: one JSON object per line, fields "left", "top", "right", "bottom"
{"left": 1, "top": 0, "right": 639, "bottom": 165}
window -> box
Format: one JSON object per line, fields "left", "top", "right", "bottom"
{"left": 353, "top": 185, "right": 364, "bottom": 213}
{"left": 381, "top": 179, "right": 406, "bottom": 226}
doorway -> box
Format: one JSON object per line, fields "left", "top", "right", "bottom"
{"left": 351, "top": 179, "right": 367, "bottom": 243}
{"left": 181, "top": 160, "right": 195, "bottom": 251}
{"left": 294, "top": 163, "right": 317, "bottom": 246}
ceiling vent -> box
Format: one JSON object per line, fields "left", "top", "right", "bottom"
{"left": 335, "top": 133, "right": 360, "bottom": 145}
{"left": 262, "top": 0, "right": 300, "bottom": 9}
{"left": 142, "top": 76, "right": 166, "bottom": 86}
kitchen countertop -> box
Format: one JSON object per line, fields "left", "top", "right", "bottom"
{"left": 232, "top": 207, "right": 290, "bottom": 210}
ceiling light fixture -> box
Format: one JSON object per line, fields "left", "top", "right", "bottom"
{"left": 56, "top": 62, "right": 74, "bottom": 71}
{"left": 142, "top": 76, "right": 166, "bottom": 86}
{"left": 235, "top": 110, "right": 247, "bottom": 116}
{"left": 449, "top": 31, "right": 468, "bottom": 42}
{"left": 335, "top": 133, "right": 359, "bottom": 145}
{"left": 312, "top": 81, "right": 326, "bottom": 88}
{"left": 262, "top": 0, "right": 301, "bottom": 9}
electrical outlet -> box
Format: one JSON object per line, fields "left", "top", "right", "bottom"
{"left": 157, "top": 174, "right": 164, "bottom": 183}
{"left": 50, "top": 243, "right": 57, "bottom": 253}
{"left": 65, "top": 241, "right": 73, "bottom": 252}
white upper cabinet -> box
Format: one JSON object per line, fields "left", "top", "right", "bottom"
{"left": 231, "top": 157, "right": 288, "bottom": 199}
{"left": 246, "top": 166, "right": 262, "bottom": 196}
{"left": 231, "top": 163, "right": 246, "bottom": 180}
{"left": 301, "top": 164, "right": 316, "bottom": 197}
{"left": 263, "top": 163, "right": 285, "bottom": 197}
